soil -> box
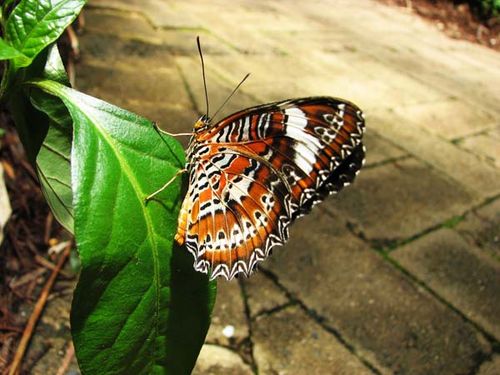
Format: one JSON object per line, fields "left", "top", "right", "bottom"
{"left": 377, "top": 0, "right": 500, "bottom": 51}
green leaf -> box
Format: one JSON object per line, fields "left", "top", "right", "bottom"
{"left": 31, "top": 80, "right": 216, "bottom": 374}
{"left": 5, "top": 0, "right": 86, "bottom": 68}
{"left": 0, "top": 37, "right": 29, "bottom": 62}
{"left": 31, "top": 44, "right": 73, "bottom": 232}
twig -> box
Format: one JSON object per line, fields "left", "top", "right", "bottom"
{"left": 34, "top": 255, "right": 72, "bottom": 279}
{"left": 67, "top": 56, "right": 76, "bottom": 88}
{"left": 1, "top": 160, "right": 15, "bottom": 179}
{"left": 7, "top": 242, "right": 72, "bottom": 375}
{"left": 66, "top": 25, "right": 80, "bottom": 60}
{"left": 55, "top": 342, "right": 74, "bottom": 375}
{"left": 0, "top": 335, "right": 15, "bottom": 373}
{"left": 43, "top": 212, "right": 53, "bottom": 245}
{"left": 8, "top": 268, "right": 46, "bottom": 289}
{"left": 65, "top": 24, "right": 80, "bottom": 87}
{"left": 0, "top": 325, "right": 23, "bottom": 333}
{"left": 76, "top": 12, "right": 85, "bottom": 33}
{"left": 18, "top": 160, "right": 37, "bottom": 183}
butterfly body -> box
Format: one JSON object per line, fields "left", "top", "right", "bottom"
{"left": 174, "top": 96, "right": 365, "bottom": 280}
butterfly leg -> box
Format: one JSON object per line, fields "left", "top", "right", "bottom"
{"left": 144, "top": 168, "right": 187, "bottom": 203}
{"left": 152, "top": 121, "right": 193, "bottom": 137}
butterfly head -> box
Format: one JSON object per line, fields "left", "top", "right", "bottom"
{"left": 194, "top": 114, "right": 211, "bottom": 133}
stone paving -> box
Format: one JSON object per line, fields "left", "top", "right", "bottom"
{"left": 39, "top": 0, "right": 500, "bottom": 373}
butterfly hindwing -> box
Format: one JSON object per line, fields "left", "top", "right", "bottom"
{"left": 176, "top": 145, "right": 291, "bottom": 279}
{"left": 176, "top": 97, "right": 365, "bottom": 279}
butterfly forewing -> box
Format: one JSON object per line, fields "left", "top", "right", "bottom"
{"left": 176, "top": 97, "right": 365, "bottom": 279}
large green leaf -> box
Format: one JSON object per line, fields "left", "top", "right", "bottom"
{"left": 31, "top": 44, "right": 73, "bottom": 232}
{"left": 5, "top": 0, "right": 86, "bottom": 68}
{"left": 31, "top": 80, "right": 216, "bottom": 374}
{"left": 23, "top": 44, "right": 73, "bottom": 231}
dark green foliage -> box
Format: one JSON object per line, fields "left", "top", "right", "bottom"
{"left": 464, "top": 0, "right": 500, "bottom": 19}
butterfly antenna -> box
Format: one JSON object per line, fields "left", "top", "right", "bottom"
{"left": 212, "top": 72, "right": 251, "bottom": 120}
{"left": 197, "top": 36, "right": 210, "bottom": 117}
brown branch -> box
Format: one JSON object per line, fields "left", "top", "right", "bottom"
{"left": 7, "top": 242, "right": 72, "bottom": 375}
{"left": 34, "top": 255, "right": 73, "bottom": 279}
{"left": 0, "top": 325, "right": 22, "bottom": 333}
{"left": 55, "top": 342, "right": 74, "bottom": 375}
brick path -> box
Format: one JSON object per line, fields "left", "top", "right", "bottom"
{"left": 68, "top": 0, "right": 500, "bottom": 374}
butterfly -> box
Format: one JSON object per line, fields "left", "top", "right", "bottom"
{"left": 151, "top": 38, "right": 365, "bottom": 280}
{"left": 174, "top": 97, "right": 365, "bottom": 280}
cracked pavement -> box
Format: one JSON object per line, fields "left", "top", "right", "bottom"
{"left": 33, "top": 0, "right": 500, "bottom": 374}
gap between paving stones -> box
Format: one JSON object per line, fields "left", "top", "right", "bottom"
{"left": 85, "top": 3, "right": 207, "bottom": 33}
{"left": 361, "top": 155, "right": 412, "bottom": 171}
{"left": 248, "top": 301, "right": 297, "bottom": 321}
{"left": 337, "top": 193, "right": 500, "bottom": 254}
{"left": 451, "top": 124, "right": 500, "bottom": 144}
{"left": 85, "top": 4, "right": 161, "bottom": 32}
{"left": 237, "top": 279, "right": 258, "bottom": 374}
{"left": 255, "top": 268, "right": 383, "bottom": 375}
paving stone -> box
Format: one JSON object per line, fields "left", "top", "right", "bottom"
{"left": 391, "top": 99, "right": 497, "bottom": 140}
{"left": 477, "top": 355, "right": 500, "bottom": 375}
{"left": 392, "top": 228, "right": 500, "bottom": 341}
{"left": 205, "top": 280, "right": 249, "bottom": 348}
{"left": 369, "top": 111, "right": 500, "bottom": 200}
{"left": 192, "top": 344, "right": 253, "bottom": 375}
{"left": 75, "top": 61, "right": 192, "bottom": 116}
{"left": 84, "top": 8, "right": 159, "bottom": 42}
{"left": 490, "top": 126, "right": 500, "bottom": 140}
{"left": 328, "top": 157, "right": 474, "bottom": 243}
{"left": 456, "top": 198, "right": 500, "bottom": 260}
{"left": 363, "top": 130, "right": 407, "bottom": 167}
{"left": 241, "top": 272, "right": 289, "bottom": 318}
{"left": 30, "top": 341, "right": 79, "bottom": 375}
{"left": 78, "top": 33, "right": 173, "bottom": 69}
{"left": 252, "top": 305, "right": 372, "bottom": 375}
{"left": 459, "top": 132, "right": 500, "bottom": 168}
{"left": 264, "top": 208, "right": 490, "bottom": 375}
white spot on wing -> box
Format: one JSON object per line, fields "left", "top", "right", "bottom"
{"left": 284, "top": 108, "right": 322, "bottom": 175}
{"left": 293, "top": 142, "right": 316, "bottom": 174}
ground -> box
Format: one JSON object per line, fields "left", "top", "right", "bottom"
{"left": 1, "top": 0, "right": 500, "bottom": 374}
